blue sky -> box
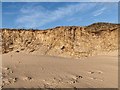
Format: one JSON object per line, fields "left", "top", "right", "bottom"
{"left": 2, "top": 2, "right": 118, "bottom": 29}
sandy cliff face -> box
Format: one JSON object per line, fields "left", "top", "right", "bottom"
{"left": 1, "top": 23, "right": 119, "bottom": 58}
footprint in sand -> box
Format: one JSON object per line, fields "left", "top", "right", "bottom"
{"left": 2, "top": 67, "right": 13, "bottom": 74}
{"left": 22, "top": 76, "right": 32, "bottom": 81}
{"left": 98, "top": 71, "right": 103, "bottom": 74}
{"left": 3, "top": 67, "right": 9, "bottom": 70}
{"left": 42, "top": 78, "right": 61, "bottom": 87}
{"left": 18, "top": 61, "right": 21, "bottom": 64}
{"left": 42, "top": 80, "right": 52, "bottom": 88}
{"left": 70, "top": 75, "right": 83, "bottom": 84}
{"left": 2, "top": 78, "right": 10, "bottom": 85}
{"left": 88, "top": 71, "right": 94, "bottom": 74}
{"left": 9, "top": 77, "right": 18, "bottom": 83}
{"left": 3, "top": 77, "right": 18, "bottom": 86}
{"left": 88, "top": 71, "right": 103, "bottom": 81}
{"left": 2, "top": 67, "right": 13, "bottom": 80}
{"left": 43, "top": 83, "right": 50, "bottom": 88}
{"left": 88, "top": 71, "right": 103, "bottom": 74}
{"left": 53, "top": 77, "right": 62, "bottom": 83}
{"left": 90, "top": 77, "right": 103, "bottom": 81}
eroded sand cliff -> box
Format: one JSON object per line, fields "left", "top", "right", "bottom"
{"left": 1, "top": 23, "right": 118, "bottom": 58}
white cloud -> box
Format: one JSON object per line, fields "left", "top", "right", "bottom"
{"left": 16, "top": 3, "right": 96, "bottom": 28}
{"left": 93, "top": 7, "right": 106, "bottom": 16}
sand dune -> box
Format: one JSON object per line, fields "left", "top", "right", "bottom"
{"left": 2, "top": 51, "right": 118, "bottom": 88}
{"left": 1, "top": 23, "right": 118, "bottom": 59}
{"left": 1, "top": 23, "right": 118, "bottom": 88}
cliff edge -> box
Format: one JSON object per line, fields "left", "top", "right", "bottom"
{"left": 1, "top": 23, "right": 119, "bottom": 58}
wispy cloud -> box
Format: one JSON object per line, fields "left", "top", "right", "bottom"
{"left": 16, "top": 3, "right": 96, "bottom": 28}
{"left": 93, "top": 7, "right": 106, "bottom": 16}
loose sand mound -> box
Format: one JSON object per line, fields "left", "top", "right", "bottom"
{"left": 1, "top": 22, "right": 119, "bottom": 58}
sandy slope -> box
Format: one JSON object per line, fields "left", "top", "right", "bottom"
{"left": 2, "top": 51, "right": 118, "bottom": 88}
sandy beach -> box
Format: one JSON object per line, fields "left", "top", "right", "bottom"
{"left": 2, "top": 51, "right": 118, "bottom": 88}
{"left": 1, "top": 2, "right": 119, "bottom": 89}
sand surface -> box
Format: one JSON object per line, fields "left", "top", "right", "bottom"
{"left": 2, "top": 51, "right": 118, "bottom": 88}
